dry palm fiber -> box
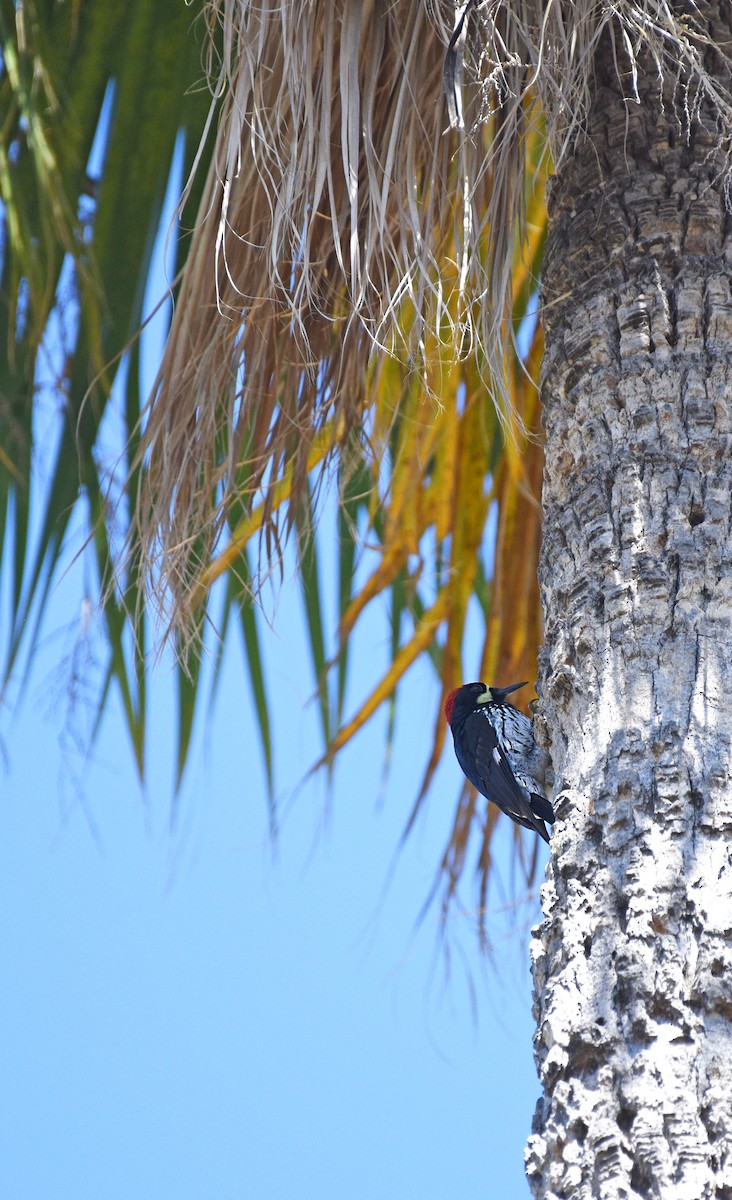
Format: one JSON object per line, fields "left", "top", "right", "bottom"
{"left": 136, "top": 0, "right": 732, "bottom": 634}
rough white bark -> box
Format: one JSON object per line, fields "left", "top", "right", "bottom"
{"left": 527, "top": 12, "right": 732, "bottom": 1199}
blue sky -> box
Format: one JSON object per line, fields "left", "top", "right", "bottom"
{"left": 0, "top": 90, "right": 547, "bottom": 1199}
{"left": 0, "top": 558, "right": 545, "bottom": 1199}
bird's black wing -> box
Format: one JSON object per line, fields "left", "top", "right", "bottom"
{"left": 530, "top": 791, "right": 555, "bottom": 826}
{"left": 458, "top": 711, "right": 550, "bottom": 843}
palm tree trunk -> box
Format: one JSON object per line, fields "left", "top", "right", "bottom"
{"left": 528, "top": 12, "right": 732, "bottom": 1198}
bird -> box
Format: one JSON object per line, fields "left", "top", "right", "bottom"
{"left": 444, "top": 681, "right": 554, "bottom": 843}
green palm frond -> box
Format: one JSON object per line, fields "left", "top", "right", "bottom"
{"left": 0, "top": 0, "right": 214, "bottom": 776}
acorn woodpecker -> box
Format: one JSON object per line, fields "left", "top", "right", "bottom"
{"left": 444, "top": 681, "right": 554, "bottom": 843}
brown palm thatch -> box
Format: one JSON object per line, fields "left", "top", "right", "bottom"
{"left": 137, "top": 0, "right": 732, "bottom": 636}
{"left": 136, "top": 0, "right": 538, "bottom": 629}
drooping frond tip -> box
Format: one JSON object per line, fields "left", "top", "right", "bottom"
{"left": 134, "top": 0, "right": 732, "bottom": 635}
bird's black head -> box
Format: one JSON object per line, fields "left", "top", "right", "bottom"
{"left": 444, "top": 680, "right": 528, "bottom": 726}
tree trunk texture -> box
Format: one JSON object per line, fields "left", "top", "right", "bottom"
{"left": 528, "top": 9, "right": 732, "bottom": 1199}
